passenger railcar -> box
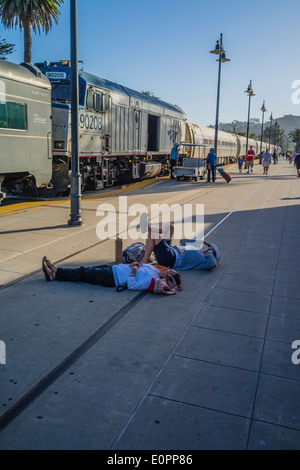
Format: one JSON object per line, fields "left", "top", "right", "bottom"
{"left": 0, "top": 61, "right": 52, "bottom": 201}
{"left": 185, "top": 122, "right": 238, "bottom": 164}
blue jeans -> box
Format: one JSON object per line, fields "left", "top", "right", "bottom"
{"left": 207, "top": 165, "right": 216, "bottom": 182}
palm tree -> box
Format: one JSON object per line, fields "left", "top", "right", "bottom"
{"left": 0, "top": 0, "right": 63, "bottom": 63}
{"left": 0, "top": 36, "right": 15, "bottom": 58}
{"left": 288, "top": 129, "right": 300, "bottom": 152}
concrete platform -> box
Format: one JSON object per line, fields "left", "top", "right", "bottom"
{"left": 0, "top": 159, "right": 299, "bottom": 450}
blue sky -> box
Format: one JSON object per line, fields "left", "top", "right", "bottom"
{"left": 1, "top": 0, "right": 299, "bottom": 126}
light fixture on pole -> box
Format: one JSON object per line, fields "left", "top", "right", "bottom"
{"left": 210, "top": 33, "right": 230, "bottom": 156}
{"left": 244, "top": 80, "right": 256, "bottom": 161}
{"left": 269, "top": 112, "right": 273, "bottom": 149}
{"left": 260, "top": 100, "right": 267, "bottom": 154}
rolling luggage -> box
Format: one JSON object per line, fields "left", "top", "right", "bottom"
{"left": 218, "top": 168, "right": 231, "bottom": 183}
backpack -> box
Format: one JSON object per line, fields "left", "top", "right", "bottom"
{"left": 122, "top": 242, "right": 146, "bottom": 264}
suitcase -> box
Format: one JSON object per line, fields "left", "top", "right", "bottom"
{"left": 221, "top": 171, "right": 231, "bottom": 183}
{"left": 218, "top": 169, "right": 231, "bottom": 183}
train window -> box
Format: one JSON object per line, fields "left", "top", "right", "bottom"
{"left": 0, "top": 101, "right": 27, "bottom": 130}
{"left": 95, "top": 93, "right": 102, "bottom": 111}
{"left": 104, "top": 93, "right": 110, "bottom": 111}
{"left": 86, "top": 89, "right": 95, "bottom": 110}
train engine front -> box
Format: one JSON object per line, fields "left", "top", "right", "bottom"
{"left": 35, "top": 60, "right": 186, "bottom": 192}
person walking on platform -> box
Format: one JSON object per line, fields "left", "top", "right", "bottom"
{"left": 206, "top": 148, "right": 217, "bottom": 182}
{"left": 140, "top": 223, "right": 220, "bottom": 271}
{"left": 294, "top": 152, "right": 300, "bottom": 177}
{"left": 273, "top": 150, "right": 278, "bottom": 164}
{"left": 246, "top": 145, "right": 255, "bottom": 173}
{"left": 238, "top": 156, "right": 244, "bottom": 173}
{"left": 42, "top": 257, "right": 181, "bottom": 294}
{"left": 262, "top": 148, "right": 271, "bottom": 175}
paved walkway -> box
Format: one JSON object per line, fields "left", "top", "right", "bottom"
{"left": 0, "top": 159, "right": 299, "bottom": 450}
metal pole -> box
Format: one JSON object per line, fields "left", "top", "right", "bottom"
{"left": 245, "top": 92, "right": 251, "bottom": 157}
{"left": 269, "top": 120, "right": 272, "bottom": 149}
{"left": 260, "top": 110, "right": 265, "bottom": 154}
{"left": 214, "top": 53, "right": 222, "bottom": 156}
{"left": 68, "top": 0, "right": 82, "bottom": 226}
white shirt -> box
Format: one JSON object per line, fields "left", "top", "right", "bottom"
{"left": 112, "top": 264, "right": 160, "bottom": 290}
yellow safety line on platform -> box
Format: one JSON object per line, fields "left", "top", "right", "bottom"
{"left": 0, "top": 177, "right": 167, "bottom": 216}
{"left": 0, "top": 162, "right": 235, "bottom": 217}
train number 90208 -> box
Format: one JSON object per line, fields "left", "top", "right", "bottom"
{"left": 79, "top": 113, "right": 102, "bottom": 131}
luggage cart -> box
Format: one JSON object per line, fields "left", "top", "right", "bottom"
{"left": 172, "top": 143, "right": 207, "bottom": 181}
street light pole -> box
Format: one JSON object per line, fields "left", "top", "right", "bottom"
{"left": 214, "top": 50, "right": 222, "bottom": 154}
{"left": 244, "top": 80, "right": 255, "bottom": 158}
{"left": 68, "top": 0, "right": 82, "bottom": 226}
{"left": 260, "top": 100, "right": 267, "bottom": 154}
{"left": 269, "top": 112, "right": 273, "bottom": 150}
{"left": 210, "top": 34, "right": 230, "bottom": 156}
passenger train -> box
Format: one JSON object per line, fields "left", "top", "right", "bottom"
{"left": 0, "top": 59, "right": 274, "bottom": 202}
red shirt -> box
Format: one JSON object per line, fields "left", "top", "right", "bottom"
{"left": 246, "top": 149, "right": 255, "bottom": 161}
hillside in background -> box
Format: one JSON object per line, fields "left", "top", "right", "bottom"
{"left": 217, "top": 114, "right": 300, "bottom": 137}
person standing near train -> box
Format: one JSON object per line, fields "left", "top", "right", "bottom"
{"left": 170, "top": 145, "right": 178, "bottom": 179}
{"left": 246, "top": 145, "right": 255, "bottom": 173}
{"left": 206, "top": 148, "right": 217, "bottom": 183}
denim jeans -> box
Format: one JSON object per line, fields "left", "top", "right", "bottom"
{"left": 55, "top": 265, "right": 116, "bottom": 287}
{"left": 207, "top": 165, "right": 216, "bottom": 182}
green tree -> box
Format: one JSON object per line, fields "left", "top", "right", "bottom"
{"left": 288, "top": 129, "right": 300, "bottom": 152}
{"left": 0, "top": 0, "right": 63, "bottom": 63}
{"left": 142, "top": 90, "right": 160, "bottom": 100}
{"left": 0, "top": 35, "right": 15, "bottom": 58}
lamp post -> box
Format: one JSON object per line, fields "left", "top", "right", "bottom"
{"left": 244, "top": 80, "right": 256, "bottom": 160}
{"left": 260, "top": 100, "right": 267, "bottom": 154}
{"left": 68, "top": 0, "right": 82, "bottom": 226}
{"left": 268, "top": 112, "right": 273, "bottom": 150}
{"left": 210, "top": 34, "right": 230, "bottom": 156}
{"left": 274, "top": 120, "right": 278, "bottom": 152}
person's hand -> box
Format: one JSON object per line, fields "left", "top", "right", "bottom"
{"left": 129, "top": 261, "right": 141, "bottom": 268}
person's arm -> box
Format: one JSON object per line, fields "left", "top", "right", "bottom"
{"left": 127, "top": 269, "right": 156, "bottom": 291}
{"left": 129, "top": 262, "right": 140, "bottom": 277}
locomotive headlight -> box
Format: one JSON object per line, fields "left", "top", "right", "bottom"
{"left": 54, "top": 141, "right": 65, "bottom": 149}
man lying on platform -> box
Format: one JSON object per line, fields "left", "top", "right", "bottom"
{"left": 140, "top": 223, "right": 220, "bottom": 271}
{"left": 42, "top": 256, "right": 182, "bottom": 295}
